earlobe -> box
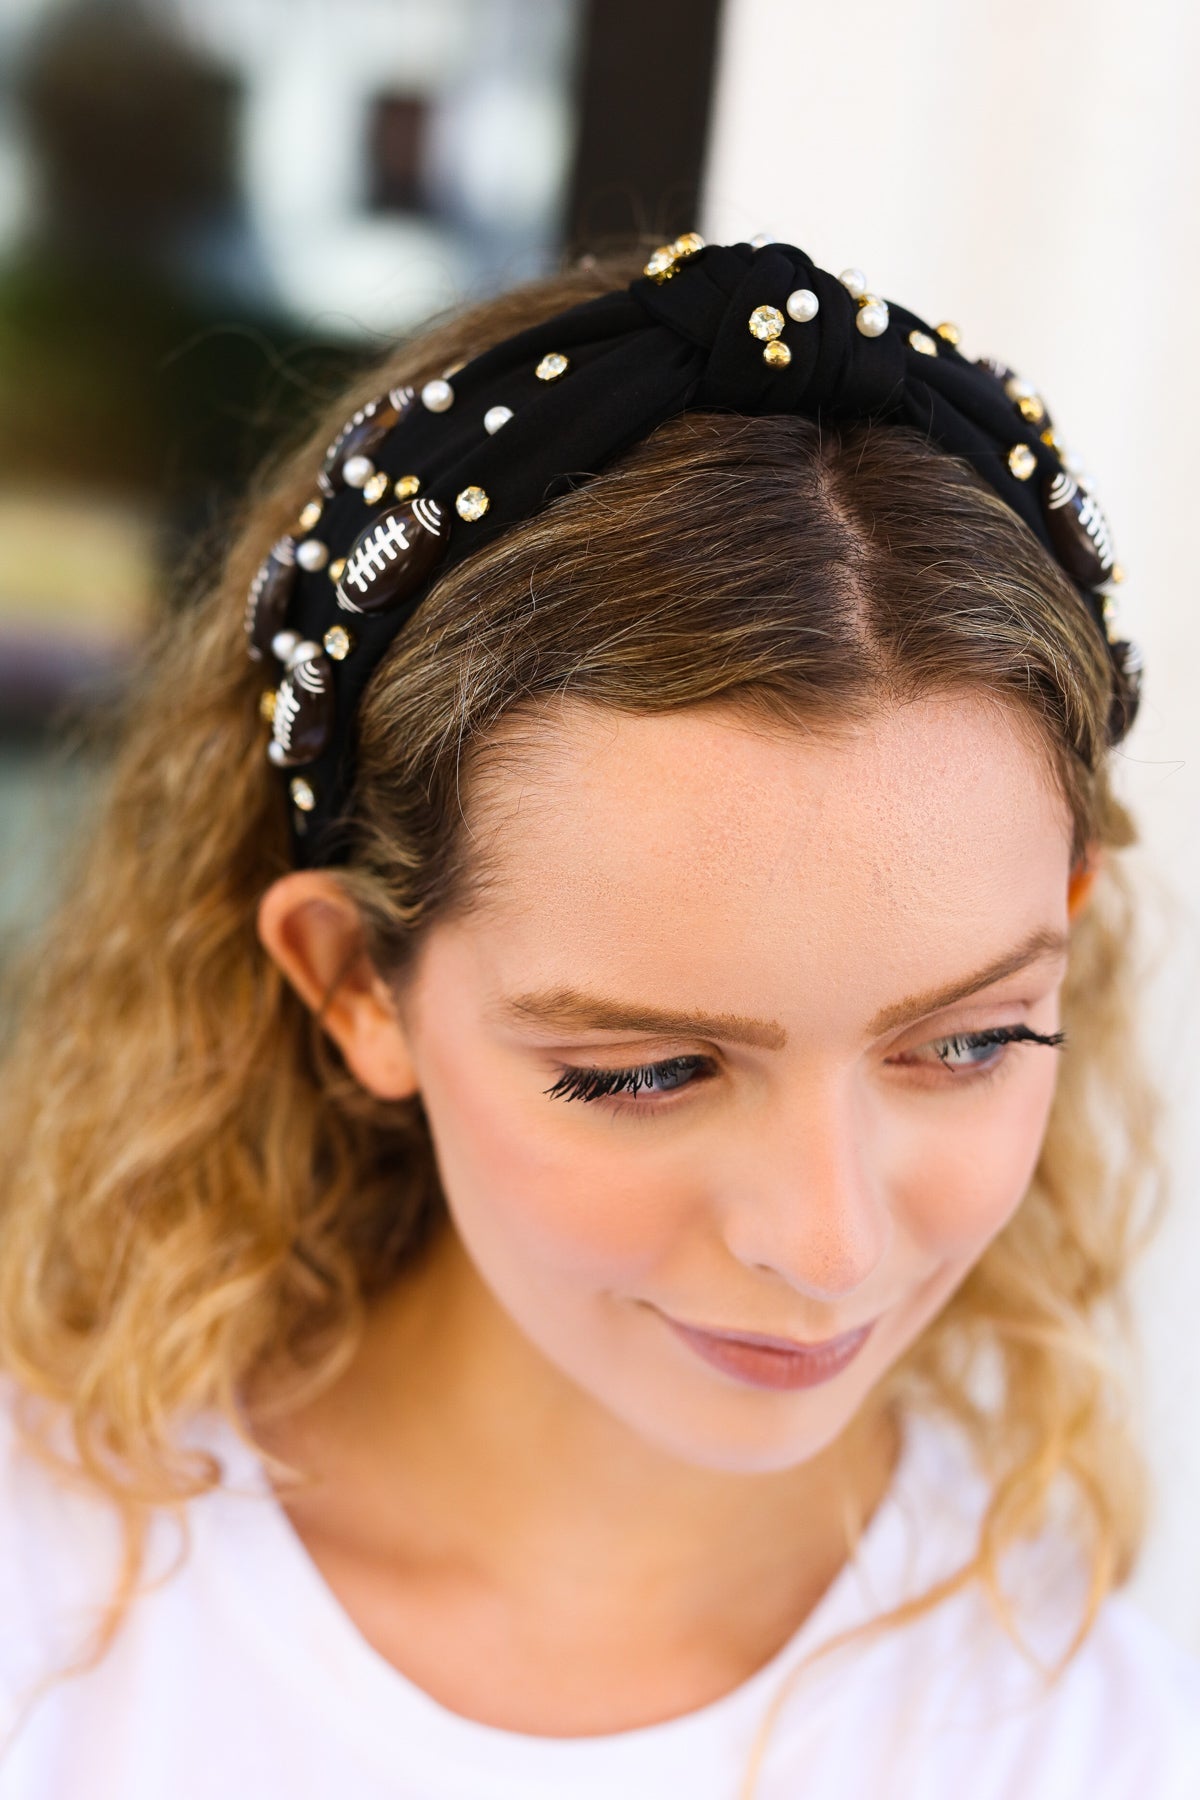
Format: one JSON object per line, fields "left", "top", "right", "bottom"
{"left": 256, "top": 873, "right": 421, "bottom": 1101}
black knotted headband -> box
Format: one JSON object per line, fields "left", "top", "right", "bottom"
{"left": 245, "top": 235, "right": 1140, "bottom": 869}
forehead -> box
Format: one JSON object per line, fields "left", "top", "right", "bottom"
{"left": 456, "top": 693, "right": 1073, "bottom": 1012}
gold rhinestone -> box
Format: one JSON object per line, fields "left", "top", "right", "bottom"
{"left": 1008, "top": 443, "right": 1037, "bottom": 481}
{"left": 328, "top": 558, "right": 346, "bottom": 584}
{"left": 394, "top": 474, "right": 421, "bottom": 499}
{"left": 671, "top": 231, "right": 705, "bottom": 260}
{"left": 748, "top": 304, "right": 785, "bottom": 341}
{"left": 1040, "top": 427, "right": 1062, "bottom": 452}
{"left": 323, "top": 624, "right": 353, "bottom": 661}
{"left": 298, "top": 499, "right": 323, "bottom": 531}
{"left": 1017, "top": 394, "right": 1045, "bottom": 425}
{"left": 259, "top": 688, "right": 277, "bottom": 723}
{"left": 536, "top": 352, "right": 569, "bottom": 381}
{"left": 935, "top": 321, "right": 961, "bottom": 346}
{"left": 908, "top": 329, "right": 939, "bottom": 356}
{"left": 456, "top": 485, "right": 490, "bottom": 522}
{"left": 762, "top": 339, "right": 792, "bottom": 368}
{"left": 1101, "top": 594, "right": 1117, "bottom": 624}
{"left": 644, "top": 245, "right": 676, "bottom": 282}
{"left": 290, "top": 777, "right": 316, "bottom": 812}
{"left": 362, "top": 471, "right": 390, "bottom": 504}
{"left": 1110, "top": 564, "right": 1125, "bottom": 585}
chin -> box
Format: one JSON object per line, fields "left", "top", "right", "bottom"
{"left": 598, "top": 1370, "right": 877, "bottom": 1475}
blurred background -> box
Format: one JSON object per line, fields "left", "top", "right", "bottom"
{"left": 1, "top": 0, "right": 1197, "bottom": 1652}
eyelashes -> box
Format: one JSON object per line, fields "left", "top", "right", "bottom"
{"left": 542, "top": 1025, "right": 1067, "bottom": 1108}
{"left": 544, "top": 1054, "right": 701, "bottom": 1106}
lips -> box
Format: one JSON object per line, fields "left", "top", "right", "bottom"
{"left": 659, "top": 1311, "right": 875, "bottom": 1391}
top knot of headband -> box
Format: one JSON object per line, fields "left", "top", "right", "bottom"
{"left": 245, "top": 235, "right": 1141, "bottom": 869}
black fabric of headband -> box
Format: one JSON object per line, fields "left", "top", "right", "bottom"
{"left": 244, "top": 238, "right": 1138, "bottom": 869}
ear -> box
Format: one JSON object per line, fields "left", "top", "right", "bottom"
{"left": 1067, "top": 845, "right": 1105, "bottom": 921}
{"left": 256, "top": 872, "right": 419, "bottom": 1100}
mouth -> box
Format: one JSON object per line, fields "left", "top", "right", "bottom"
{"left": 656, "top": 1310, "right": 876, "bottom": 1391}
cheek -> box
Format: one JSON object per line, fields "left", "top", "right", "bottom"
{"left": 415, "top": 1036, "right": 690, "bottom": 1290}
{"left": 892, "top": 1058, "right": 1060, "bottom": 1260}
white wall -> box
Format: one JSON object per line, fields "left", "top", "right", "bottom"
{"left": 701, "top": 0, "right": 1200, "bottom": 1651}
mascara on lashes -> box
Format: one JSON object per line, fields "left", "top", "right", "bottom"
{"left": 542, "top": 1026, "right": 1068, "bottom": 1106}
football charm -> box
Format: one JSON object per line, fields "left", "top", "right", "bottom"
{"left": 335, "top": 498, "right": 448, "bottom": 616}
{"left": 267, "top": 644, "right": 335, "bottom": 768}
{"left": 1042, "top": 470, "right": 1116, "bottom": 588}
{"left": 244, "top": 536, "right": 297, "bottom": 661}
{"left": 317, "top": 386, "right": 415, "bottom": 498}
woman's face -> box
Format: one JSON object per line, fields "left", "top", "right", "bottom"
{"left": 382, "top": 692, "right": 1078, "bottom": 1473}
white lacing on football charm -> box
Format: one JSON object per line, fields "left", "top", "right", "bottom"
{"left": 337, "top": 512, "right": 414, "bottom": 613}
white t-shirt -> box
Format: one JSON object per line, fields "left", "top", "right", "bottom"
{"left": 0, "top": 1375, "right": 1197, "bottom": 1799}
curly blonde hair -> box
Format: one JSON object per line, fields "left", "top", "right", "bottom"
{"left": 0, "top": 251, "right": 1165, "bottom": 1745}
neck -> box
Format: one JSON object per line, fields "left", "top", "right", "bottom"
{"left": 243, "top": 1218, "right": 900, "bottom": 1663}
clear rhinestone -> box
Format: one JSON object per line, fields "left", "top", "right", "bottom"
{"left": 298, "top": 499, "right": 323, "bottom": 531}
{"left": 908, "top": 330, "right": 938, "bottom": 356}
{"left": 644, "top": 247, "right": 676, "bottom": 282}
{"left": 323, "top": 625, "right": 353, "bottom": 661}
{"left": 393, "top": 474, "right": 421, "bottom": 499}
{"left": 484, "top": 405, "right": 514, "bottom": 435}
{"left": 748, "top": 305, "right": 784, "bottom": 341}
{"left": 1008, "top": 443, "right": 1037, "bottom": 481}
{"left": 362, "top": 471, "right": 389, "bottom": 503}
{"left": 536, "top": 353, "right": 569, "bottom": 381}
{"left": 456, "top": 485, "right": 490, "bottom": 521}
{"left": 762, "top": 339, "right": 792, "bottom": 368}
{"left": 671, "top": 231, "right": 705, "bottom": 260}
{"left": 1017, "top": 394, "right": 1046, "bottom": 425}
{"left": 290, "top": 777, "right": 316, "bottom": 812}
{"left": 421, "top": 378, "right": 454, "bottom": 413}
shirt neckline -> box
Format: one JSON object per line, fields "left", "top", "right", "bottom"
{"left": 194, "top": 1402, "right": 952, "bottom": 1791}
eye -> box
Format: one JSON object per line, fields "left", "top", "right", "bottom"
{"left": 890, "top": 1024, "right": 1067, "bottom": 1083}
{"left": 543, "top": 1054, "right": 712, "bottom": 1107}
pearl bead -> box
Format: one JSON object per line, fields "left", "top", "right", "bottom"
{"left": 786, "top": 288, "right": 819, "bottom": 322}
{"left": 341, "top": 455, "right": 374, "bottom": 489}
{"left": 289, "top": 639, "right": 323, "bottom": 666}
{"left": 749, "top": 233, "right": 775, "bottom": 248}
{"left": 271, "top": 630, "right": 300, "bottom": 663}
{"left": 421, "top": 378, "right": 454, "bottom": 413}
{"left": 839, "top": 267, "right": 867, "bottom": 299}
{"left": 484, "top": 405, "right": 514, "bottom": 435}
{"left": 856, "top": 300, "right": 889, "bottom": 338}
{"left": 295, "top": 537, "right": 329, "bottom": 571}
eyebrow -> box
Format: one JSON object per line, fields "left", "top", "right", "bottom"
{"left": 493, "top": 924, "right": 1071, "bottom": 1049}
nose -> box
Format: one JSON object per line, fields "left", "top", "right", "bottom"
{"left": 717, "top": 1073, "right": 893, "bottom": 1303}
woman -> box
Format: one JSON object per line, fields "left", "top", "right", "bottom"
{"left": 0, "top": 238, "right": 1196, "bottom": 1798}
